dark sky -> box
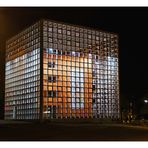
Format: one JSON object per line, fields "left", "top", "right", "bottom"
{"left": 1, "top": 7, "right": 148, "bottom": 101}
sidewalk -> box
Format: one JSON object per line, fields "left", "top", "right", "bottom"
{"left": 122, "top": 123, "right": 148, "bottom": 130}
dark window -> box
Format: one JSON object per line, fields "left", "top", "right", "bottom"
{"left": 48, "top": 62, "right": 55, "bottom": 68}
{"left": 93, "top": 98, "right": 96, "bottom": 104}
{"left": 92, "top": 84, "right": 96, "bottom": 90}
{"left": 48, "top": 91, "right": 56, "bottom": 97}
{"left": 48, "top": 76, "right": 56, "bottom": 82}
{"left": 92, "top": 71, "right": 96, "bottom": 77}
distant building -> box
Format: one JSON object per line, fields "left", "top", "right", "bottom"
{"left": 5, "top": 19, "right": 119, "bottom": 120}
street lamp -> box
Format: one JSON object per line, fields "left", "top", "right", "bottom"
{"left": 144, "top": 99, "right": 148, "bottom": 103}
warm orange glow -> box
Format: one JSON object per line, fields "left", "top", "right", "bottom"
{"left": 43, "top": 52, "right": 93, "bottom": 118}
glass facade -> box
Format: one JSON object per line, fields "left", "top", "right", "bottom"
{"left": 5, "top": 19, "right": 119, "bottom": 120}
{"left": 5, "top": 22, "right": 41, "bottom": 119}
{"left": 42, "top": 20, "right": 119, "bottom": 119}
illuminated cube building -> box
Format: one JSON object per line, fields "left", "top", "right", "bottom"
{"left": 5, "top": 19, "right": 119, "bottom": 120}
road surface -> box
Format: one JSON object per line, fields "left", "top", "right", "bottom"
{"left": 0, "top": 121, "right": 148, "bottom": 141}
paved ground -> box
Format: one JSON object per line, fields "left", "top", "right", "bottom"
{"left": 0, "top": 120, "right": 148, "bottom": 141}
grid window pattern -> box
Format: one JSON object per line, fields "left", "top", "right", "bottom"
{"left": 42, "top": 20, "right": 119, "bottom": 119}
{"left": 5, "top": 22, "right": 41, "bottom": 120}
{"left": 5, "top": 19, "right": 119, "bottom": 120}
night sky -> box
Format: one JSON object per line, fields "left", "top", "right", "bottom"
{"left": 1, "top": 7, "right": 148, "bottom": 106}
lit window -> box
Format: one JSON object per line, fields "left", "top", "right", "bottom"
{"left": 76, "top": 32, "right": 79, "bottom": 37}
{"left": 46, "top": 48, "right": 53, "bottom": 54}
{"left": 76, "top": 42, "right": 79, "bottom": 47}
{"left": 67, "top": 31, "right": 71, "bottom": 35}
{"left": 88, "top": 35, "right": 91, "bottom": 39}
{"left": 49, "top": 28, "right": 52, "bottom": 32}
{"left": 58, "top": 29, "right": 62, "bottom": 34}
{"left": 96, "top": 36, "right": 99, "bottom": 40}
{"left": 49, "top": 38, "right": 52, "bottom": 42}
{"left": 67, "top": 41, "right": 71, "bottom": 46}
